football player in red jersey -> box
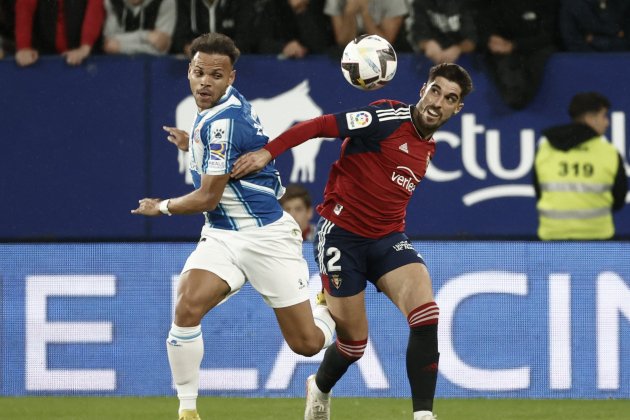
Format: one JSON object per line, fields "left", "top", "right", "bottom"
{"left": 232, "top": 63, "right": 473, "bottom": 420}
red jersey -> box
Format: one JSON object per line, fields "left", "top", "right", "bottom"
{"left": 265, "top": 100, "right": 435, "bottom": 238}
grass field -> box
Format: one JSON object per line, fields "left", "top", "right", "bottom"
{"left": 1, "top": 397, "right": 629, "bottom": 419}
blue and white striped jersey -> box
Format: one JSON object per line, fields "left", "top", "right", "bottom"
{"left": 188, "top": 86, "right": 284, "bottom": 230}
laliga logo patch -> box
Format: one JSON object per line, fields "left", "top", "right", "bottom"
{"left": 210, "top": 140, "right": 226, "bottom": 160}
{"left": 331, "top": 273, "right": 342, "bottom": 289}
{"left": 346, "top": 111, "right": 372, "bottom": 130}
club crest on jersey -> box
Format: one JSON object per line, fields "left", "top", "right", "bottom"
{"left": 212, "top": 127, "right": 225, "bottom": 141}
{"left": 346, "top": 111, "right": 372, "bottom": 130}
{"left": 331, "top": 273, "right": 342, "bottom": 289}
{"left": 333, "top": 204, "right": 343, "bottom": 215}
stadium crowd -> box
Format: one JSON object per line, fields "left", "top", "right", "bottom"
{"left": 1, "top": 0, "right": 629, "bottom": 107}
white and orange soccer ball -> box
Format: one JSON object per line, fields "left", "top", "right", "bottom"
{"left": 340, "top": 34, "right": 397, "bottom": 91}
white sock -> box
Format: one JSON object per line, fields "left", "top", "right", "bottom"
{"left": 414, "top": 410, "right": 433, "bottom": 419}
{"left": 313, "top": 305, "right": 336, "bottom": 349}
{"left": 167, "top": 324, "right": 203, "bottom": 413}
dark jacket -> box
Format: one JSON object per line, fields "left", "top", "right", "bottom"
{"left": 408, "top": 0, "right": 478, "bottom": 50}
{"left": 559, "top": 0, "right": 630, "bottom": 52}
{"left": 477, "top": 0, "right": 559, "bottom": 54}
{"left": 257, "top": 0, "right": 334, "bottom": 55}
{"left": 171, "top": 0, "right": 271, "bottom": 54}
{"left": 533, "top": 123, "right": 628, "bottom": 211}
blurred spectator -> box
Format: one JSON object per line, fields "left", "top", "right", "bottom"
{"left": 559, "top": 0, "right": 630, "bottom": 52}
{"left": 279, "top": 183, "right": 316, "bottom": 241}
{"left": 15, "top": 0, "right": 104, "bottom": 66}
{"left": 171, "top": 0, "right": 243, "bottom": 57}
{"left": 103, "top": 0, "right": 175, "bottom": 55}
{"left": 0, "top": 0, "right": 15, "bottom": 59}
{"left": 533, "top": 92, "right": 628, "bottom": 240}
{"left": 477, "top": 0, "right": 559, "bottom": 110}
{"left": 324, "top": 0, "right": 411, "bottom": 55}
{"left": 257, "top": 0, "right": 335, "bottom": 59}
{"left": 407, "top": 0, "right": 478, "bottom": 64}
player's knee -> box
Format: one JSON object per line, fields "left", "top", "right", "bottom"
{"left": 286, "top": 325, "right": 333, "bottom": 356}
{"left": 174, "top": 298, "right": 206, "bottom": 326}
{"left": 407, "top": 301, "right": 439, "bottom": 329}
{"left": 286, "top": 335, "right": 321, "bottom": 357}
{"left": 336, "top": 337, "right": 368, "bottom": 361}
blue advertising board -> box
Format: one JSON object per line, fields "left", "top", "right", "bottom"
{"left": 1, "top": 53, "right": 629, "bottom": 239}
{"left": 1, "top": 242, "right": 629, "bottom": 398}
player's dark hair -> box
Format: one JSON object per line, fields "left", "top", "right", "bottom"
{"left": 279, "top": 184, "right": 312, "bottom": 208}
{"left": 428, "top": 63, "right": 473, "bottom": 98}
{"left": 568, "top": 92, "right": 610, "bottom": 120}
{"left": 190, "top": 33, "right": 241, "bottom": 66}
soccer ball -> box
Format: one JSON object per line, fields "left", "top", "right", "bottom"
{"left": 341, "top": 34, "right": 397, "bottom": 91}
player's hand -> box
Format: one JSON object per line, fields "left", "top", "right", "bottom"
{"left": 231, "top": 149, "right": 273, "bottom": 179}
{"left": 163, "top": 126, "right": 189, "bottom": 151}
{"left": 131, "top": 198, "right": 162, "bottom": 216}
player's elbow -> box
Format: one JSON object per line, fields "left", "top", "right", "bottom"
{"left": 198, "top": 191, "right": 222, "bottom": 212}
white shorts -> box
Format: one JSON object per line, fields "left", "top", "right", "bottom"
{"left": 181, "top": 212, "right": 310, "bottom": 308}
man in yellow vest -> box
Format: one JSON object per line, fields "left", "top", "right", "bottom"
{"left": 534, "top": 92, "right": 628, "bottom": 240}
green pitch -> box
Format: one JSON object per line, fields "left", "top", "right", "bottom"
{"left": 0, "top": 397, "right": 628, "bottom": 419}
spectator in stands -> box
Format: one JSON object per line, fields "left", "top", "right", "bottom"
{"left": 324, "top": 0, "right": 411, "bottom": 55}
{"left": 533, "top": 92, "right": 627, "bottom": 240}
{"left": 257, "top": 0, "right": 335, "bottom": 59}
{"left": 279, "top": 183, "right": 317, "bottom": 241}
{"left": 170, "top": 0, "right": 245, "bottom": 57}
{"left": 477, "top": 0, "right": 559, "bottom": 110}
{"left": 0, "top": 0, "right": 15, "bottom": 59}
{"left": 102, "top": 0, "right": 175, "bottom": 56}
{"left": 14, "top": 0, "right": 104, "bottom": 66}
{"left": 559, "top": 0, "right": 630, "bottom": 52}
{"left": 407, "top": 0, "right": 478, "bottom": 64}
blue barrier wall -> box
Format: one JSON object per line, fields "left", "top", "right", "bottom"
{"left": 1, "top": 53, "right": 629, "bottom": 239}
{"left": 1, "top": 242, "right": 629, "bottom": 398}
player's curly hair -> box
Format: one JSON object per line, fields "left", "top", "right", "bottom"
{"left": 428, "top": 63, "right": 474, "bottom": 98}
{"left": 190, "top": 33, "right": 241, "bottom": 66}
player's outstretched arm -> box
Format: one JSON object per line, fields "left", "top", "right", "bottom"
{"left": 131, "top": 198, "right": 163, "bottom": 216}
{"left": 231, "top": 148, "right": 273, "bottom": 179}
{"left": 231, "top": 114, "right": 340, "bottom": 180}
{"left": 131, "top": 174, "right": 230, "bottom": 216}
{"left": 163, "top": 125, "right": 189, "bottom": 151}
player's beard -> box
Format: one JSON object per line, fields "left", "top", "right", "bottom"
{"left": 413, "top": 105, "right": 444, "bottom": 137}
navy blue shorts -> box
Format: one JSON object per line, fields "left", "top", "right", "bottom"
{"left": 313, "top": 217, "right": 426, "bottom": 297}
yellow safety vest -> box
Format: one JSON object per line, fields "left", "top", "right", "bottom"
{"left": 535, "top": 136, "right": 619, "bottom": 240}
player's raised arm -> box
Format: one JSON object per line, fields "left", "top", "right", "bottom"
{"left": 231, "top": 114, "right": 340, "bottom": 179}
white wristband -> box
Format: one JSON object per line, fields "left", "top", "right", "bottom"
{"left": 159, "top": 199, "right": 172, "bottom": 216}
